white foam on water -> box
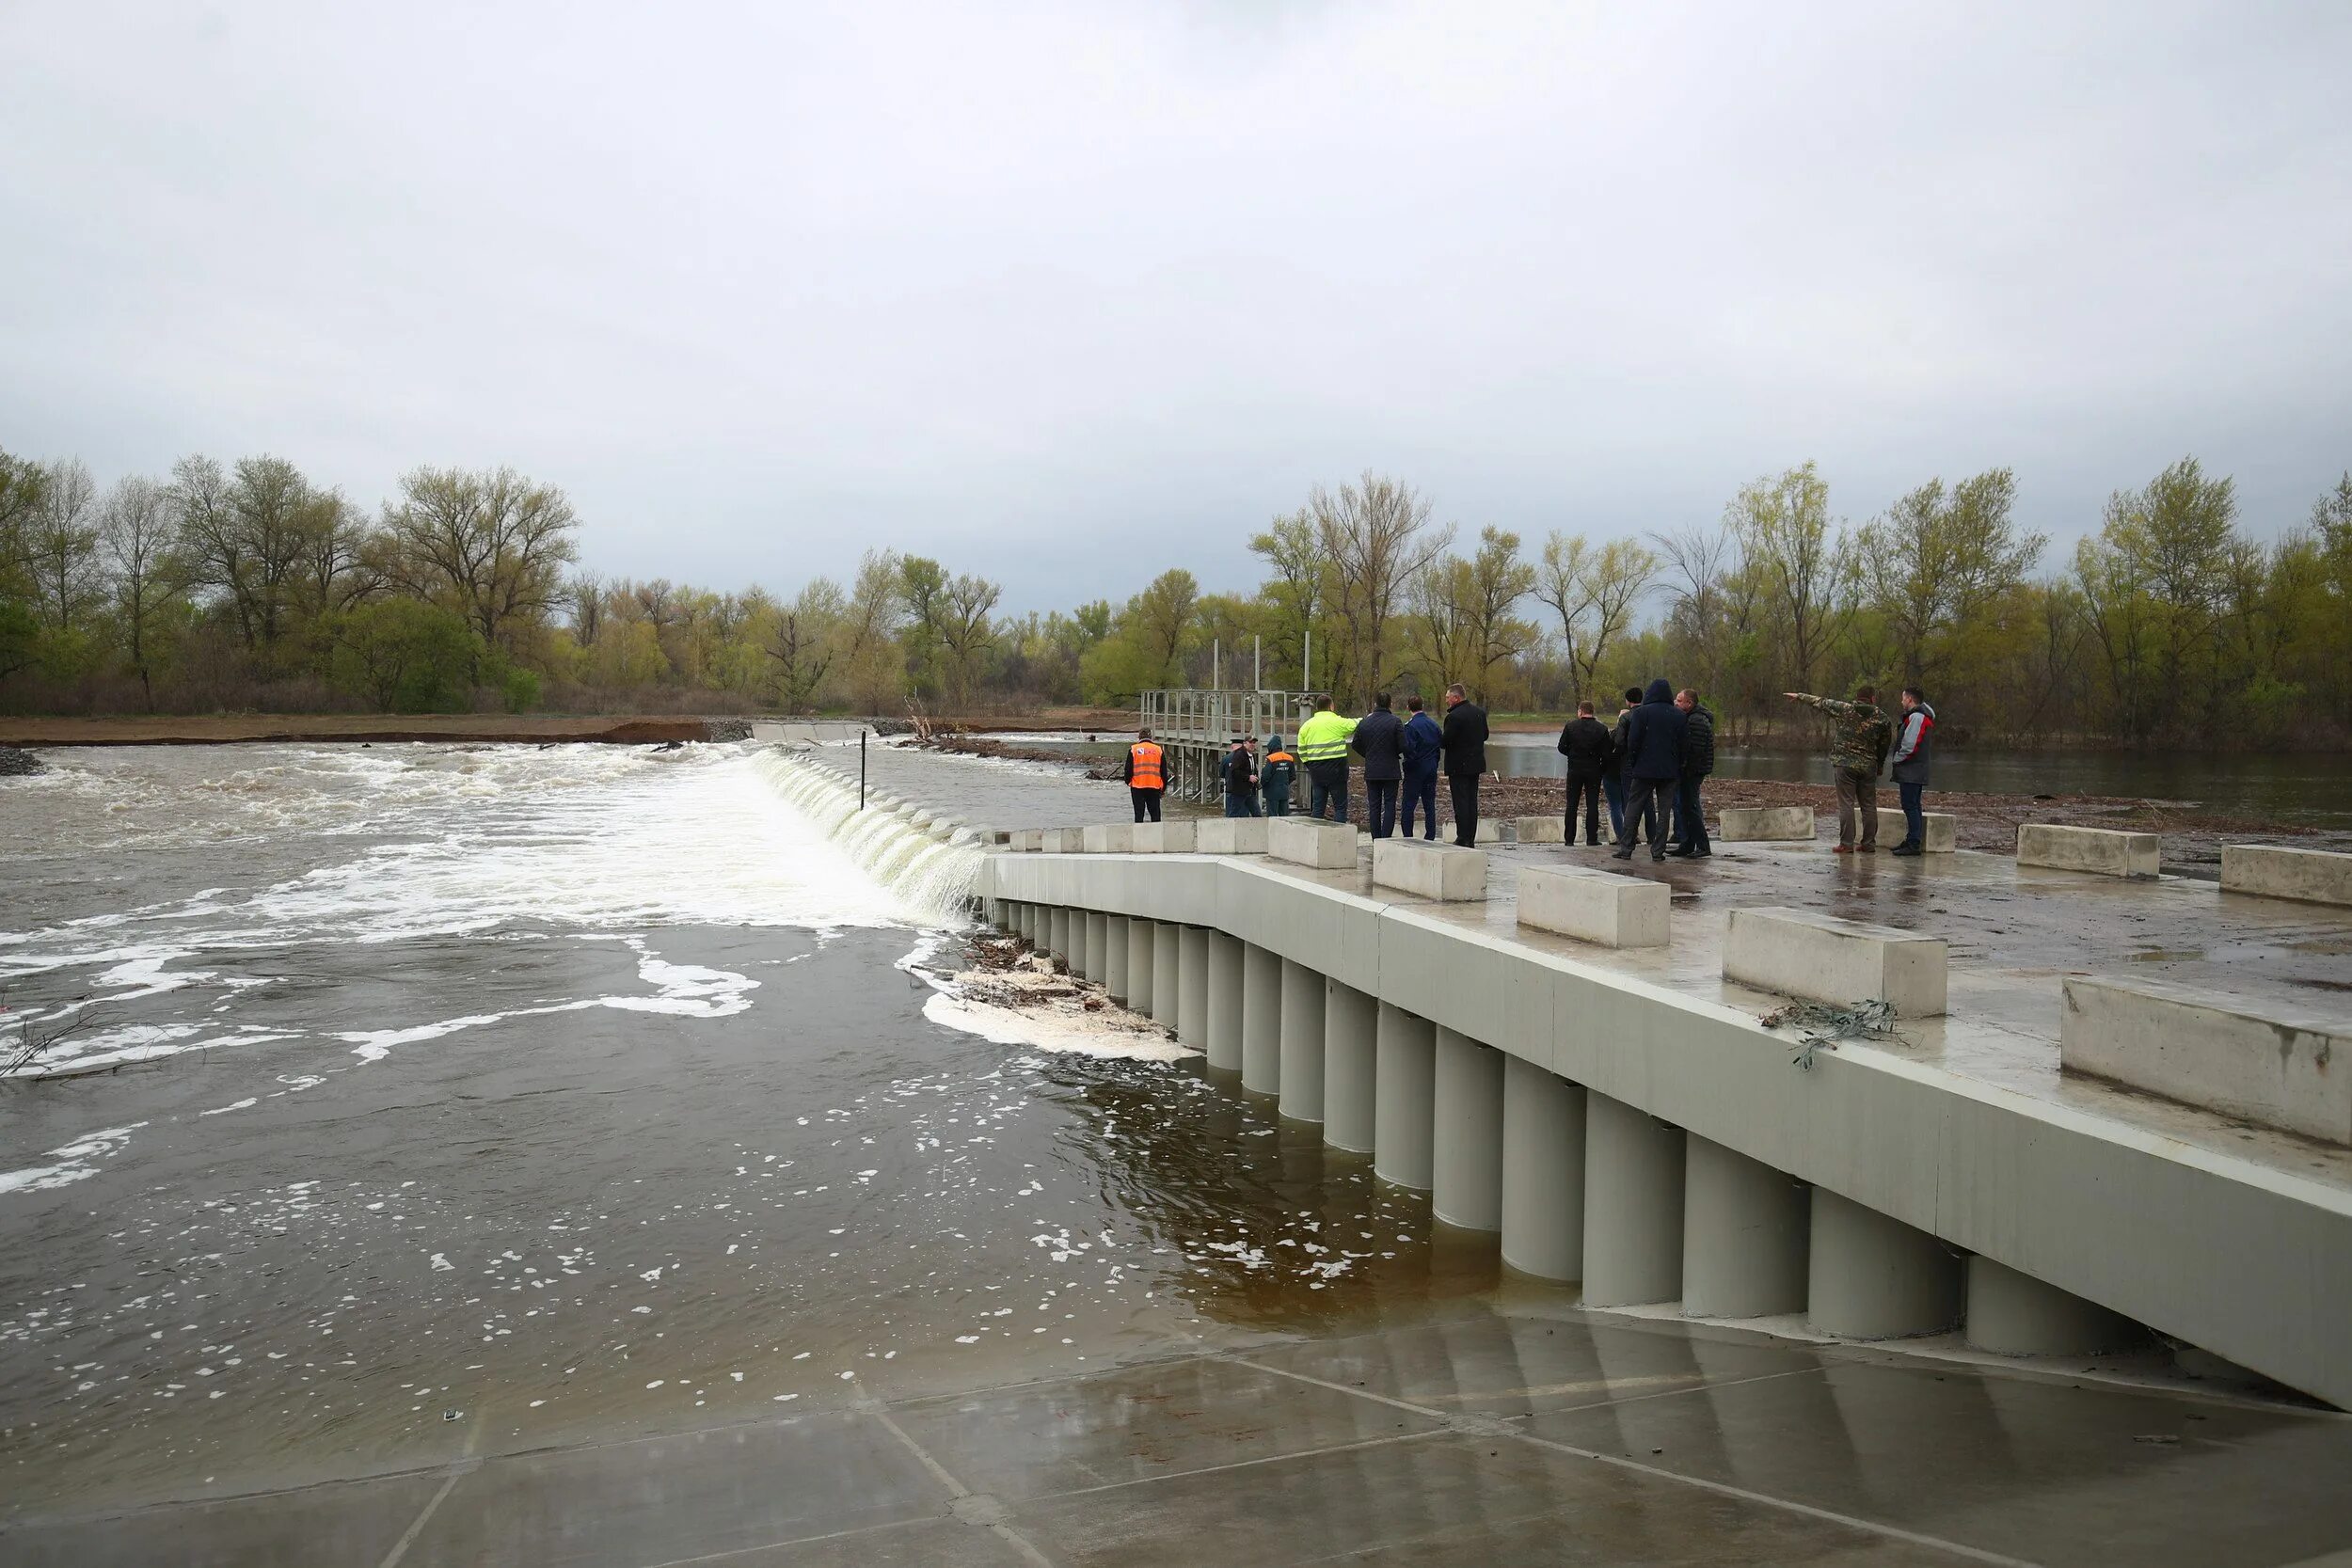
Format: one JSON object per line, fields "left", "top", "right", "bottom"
{"left": 0, "top": 1122, "right": 148, "bottom": 1196}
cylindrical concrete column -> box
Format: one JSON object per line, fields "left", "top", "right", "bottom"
{"left": 1807, "top": 1187, "right": 1963, "bottom": 1339}
{"left": 1205, "top": 932, "right": 1246, "bottom": 1074}
{"left": 1581, "top": 1092, "right": 1685, "bottom": 1306}
{"left": 1373, "top": 1004, "right": 1436, "bottom": 1191}
{"left": 1047, "top": 907, "right": 1071, "bottom": 965}
{"left": 1681, "top": 1135, "right": 1808, "bottom": 1318}
{"left": 1501, "top": 1057, "right": 1584, "bottom": 1280}
{"left": 1432, "top": 1028, "right": 1503, "bottom": 1232}
{"left": 1083, "top": 911, "right": 1108, "bottom": 985}
{"left": 1178, "top": 927, "right": 1211, "bottom": 1049}
{"left": 1322, "top": 980, "right": 1377, "bottom": 1153}
{"left": 1278, "top": 959, "right": 1327, "bottom": 1122}
{"left": 1104, "top": 915, "right": 1131, "bottom": 1003}
{"left": 1151, "top": 922, "right": 1180, "bottom": 1028}
{"left": 1241, "top": 943, "right": 1282, "bottom": 1096}
{"left": 1125, "top": 919, "right": 1156, "bottom": 1014}
{"left": 1965, "top": 1257, "right": 2137, "bottom": 1355}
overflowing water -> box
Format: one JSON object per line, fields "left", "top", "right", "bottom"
{"left": 0, "top": 739, "right": 1478, "bottom": 1522}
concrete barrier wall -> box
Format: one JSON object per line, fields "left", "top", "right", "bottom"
{"left": 1196, "top": 818, "right": 1269, "bottom": 855}
{"left": 2061, "top": 974, "right": 2352, "bottom": 1146}
{"left": 1719, "top": 806, "right": 1815, "bottom": 842}
{"left": 1724, "top": 907, "right": 1948, "bottom": 1017}
{"left": 2221, "top": 845, "right": 2352, "bottom": 908}
{"left": 2018, "top": 823, "right": 2159, "bottom": 879}
{"left": 981, "top": 849, "right": 2352, "bottom": 1409}
{"left": 1267, "top": 818, "right": 1358, "bottom": 869}
{"left": 1516, "top": 866, "right": 1668, "bottom": 948}
{"left": 1513, "top": 816, "right": 1565, "bottom": 845}
{"left": 1371, "top": 840, "right": 1486, "bottom": 901}
{"left": 1081, "top": 823, "right": 1134, "bottom": 854}
{"left": 1132, "top": 820, "right": 1198, "bottom": 853}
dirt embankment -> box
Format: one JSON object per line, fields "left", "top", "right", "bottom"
{"left": 0, "top": 715, "right": 748, "bottom": 747}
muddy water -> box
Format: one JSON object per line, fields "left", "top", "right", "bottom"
{"left": 0, "top": 743, "right": 1490, "bottom": 1521}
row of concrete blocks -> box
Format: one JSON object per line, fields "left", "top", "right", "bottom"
{"left": 998, "top": 899, "right": 2136, "bottom": 1355}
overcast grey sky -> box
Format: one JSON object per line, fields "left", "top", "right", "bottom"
{"left": 4, "top": 1, "right": 2347, "bottom": 610}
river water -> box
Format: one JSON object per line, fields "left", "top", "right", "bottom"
{"left": 0, "top": 742, "right": 1482, "bottom": 1520}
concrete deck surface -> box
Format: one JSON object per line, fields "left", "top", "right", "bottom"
{"left": 1254, "top": 832, "right": 2352, "bottom": 1191}
{"left": 9, "top": 1306, "right": 2351, "bottom": 1568}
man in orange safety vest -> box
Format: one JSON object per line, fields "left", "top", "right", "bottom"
{"left": 1121, "top": 728, "right": 1166, "bottom": 822}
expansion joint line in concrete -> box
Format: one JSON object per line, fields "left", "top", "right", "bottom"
{"left": 1223, "top": 1354, "right": 2043, "bottom": 1568}
{"left": 374, "top": 1404, "right": 489, "bottom": 1568}
{"left": 866, "top": 1402, "right": 1061, "bottom": 1568}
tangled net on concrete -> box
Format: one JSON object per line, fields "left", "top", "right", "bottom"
{"left": 1760, "top": 998, "right": 1903, "bottom": 1069}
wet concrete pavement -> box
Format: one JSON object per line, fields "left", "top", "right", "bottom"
{"left": 11, "top": 1305, "right": 2352, "bottom": 1567}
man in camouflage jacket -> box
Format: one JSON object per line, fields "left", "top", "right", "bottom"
{"left": 1784, "top": 685, "right": 1895, "bottom": 852}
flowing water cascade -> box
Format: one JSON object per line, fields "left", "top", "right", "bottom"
{"left": 750, "top": 749, "right": 983, "bottom": 923}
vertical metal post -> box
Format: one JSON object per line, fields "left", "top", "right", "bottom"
{"left": 860, "top": 728, "right": 868, "bottom": 810}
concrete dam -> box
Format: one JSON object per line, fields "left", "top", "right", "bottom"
{"left": 776, "top": 747, "right": 2352, "bottom": 1415}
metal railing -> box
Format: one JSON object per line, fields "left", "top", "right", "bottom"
{"left": 1138, "top": 689, "right": 1319, "bottom": 801}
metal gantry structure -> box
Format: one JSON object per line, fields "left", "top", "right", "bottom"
{"left": 1138, "top": 689, "right": 1319, "bottom": 802}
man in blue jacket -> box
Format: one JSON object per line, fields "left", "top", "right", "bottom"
{"left": 1352, "top": 692, "right": 1406, "bottom": 839}
{"left": 1612, "top": 678, "right": 1686, "bottom": 863}
{"left": 1399, "top": 696, "right": 1443, "bottom": 841}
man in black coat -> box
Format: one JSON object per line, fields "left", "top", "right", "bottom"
{"left": 1667, "top": 689, "right": 1714, "bottom": 858}
{"left": 1439, "top": 683, "right": 1490, "bottom": 847}
{"left": 1612, "top": 678, "right": 1686, "bottom": 863}
{"left": 1555, "top": 700, "right": 1613, "bottom": 847}
{"left": 1605, "top": 686, "right": 1641, "bottom": 846}
{"left": 1352, "top": 692, "right": 1406, "bottom": 839}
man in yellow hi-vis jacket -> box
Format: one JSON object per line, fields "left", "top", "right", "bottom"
{"left": 1295, "top": 697, "right": 1358, "bottom": 824}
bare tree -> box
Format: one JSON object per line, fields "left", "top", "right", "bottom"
{"left": 1310, "top": 472, "right": 1451, "bottom": 698}
{"left": 936, "top": 572, "right": 1003, "bottom": 707}
{"left": 765, "top": 580, "right": 843, "bottom": 715}
{"left": 378, "top": 466, "right": 579, "bottom": 653}
{"left": 1538, "top": 530, "right": 1656, "bottom": 703}
{"left": 99, "top": 476, "right": 183, "bottom": 706}
{"left": 1247, "top": 508, "right": 1327, "bottom": 688}
{"left": 25, "top": 459, "right": 103, "bottom": 635}
{"left": 565, "top": 574, "right": 606, "bottom": 645}
{"left": 1730, "top": 462, "right": 1844, "bottom": 695}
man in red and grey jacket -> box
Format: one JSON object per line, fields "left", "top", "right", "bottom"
{"left": 1889, "top": 689, "right": 1936, "bottom": 856}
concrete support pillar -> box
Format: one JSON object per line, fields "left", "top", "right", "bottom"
{"left": 1681, "top": 1135, "right": 1808, "bottom": 1318}
{"left": 1070, "top": 908, "right": 1090, "bottom": 975}
{"left": 1178, "top": 927, "right": 1211, "bottom": 1049}
{"left": 1082, "top": 911, "right": 1107, "bottom": 985}
{"left": 1205, "top": 932, "right": 1246, "bottom": 1073}
{"left": 1104, "top": 916, "right": 1131, "bottom": 1003}
{"left": 1965, "top": 1257, "right": 2137, "bottom": 1355}
{"left": 1581, "top": 1092, "right": 1685, "bottom": 1307}
{"left": 1151, "top": 922, "right": 1180, "bottom": 1028}
{"left": 1047, "top": 907, "right": 1071, "bottom": 965}
{"left": 1279, "top": 959, "right": 1327, "bottom": 1122}
{"left": 1373, "top": 1004, "right": 1436, "bottom": 1191}
{"left": 1241, "top": 943, "right": 1282, "bottom": 1096}
{"left": 1126, "top": 919, "right": 1156, "bottom": 1017}
{"left": 1322, "top": 980, "right": 1377, "bottom": 1153}
{"left": 1432, "top": 1028, "right": 1503, "bottom": 1232}
{"left": 1020, "top": 903, "right": 1037, "bottom": 943}
{"left": 1806, "top": 1187, "right": 1963, "bottom": 1339}
{"left": 1501, "top": 1057, "right": 1584, "bottom": 1280}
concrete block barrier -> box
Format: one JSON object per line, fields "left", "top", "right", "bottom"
{"left": 2222, "top": 845, "right": 2352, "bottom": 908}
{"left": 1196, "top": 818, "right": 1270, "bottom": 855}
{"left": 1081, "top": 823, "right": 1134, "bottom": 854}
{"left": 1268, "top": 817, "right": 1358, "bottom": 869}
{"left": 1132, "top": 820, "right": 1198, "bottom": 853}
{"left": 2060, "top": 974, "right": 2352, "bottom": 1146}
{"left": 1718, "top": 806, "right": 1815, "bottom": 842}
{"left": 1724, "top": 907, "right": 1947, "bottom": 1016}
{"left": 2018, "top": 823, "right": 2158, "bottom": 879}
{"left": 1009, "top": 829, "right": 1043, "bottom": 852}
{"left": 1517, "top": 866, "right": 1669, "bottom": 948}
{"left": 1512, "top": 816, "right": 1565, "bottom": 845}
{"left": 1372, "top": 839, "right": 1486, "bottom": 901}
{"left": 1920, "top": 813, "right": 1956, "bottom": 853}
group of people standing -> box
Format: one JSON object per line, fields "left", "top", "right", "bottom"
{"left": 1127, "top": 679, "right": 1939, "bottom": 859}
{"left": 1552, "top": 679, "right": 1717, "bottom": 859}
{"left": 1134, "top": 686, "right": 1493, "bottom": 844}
